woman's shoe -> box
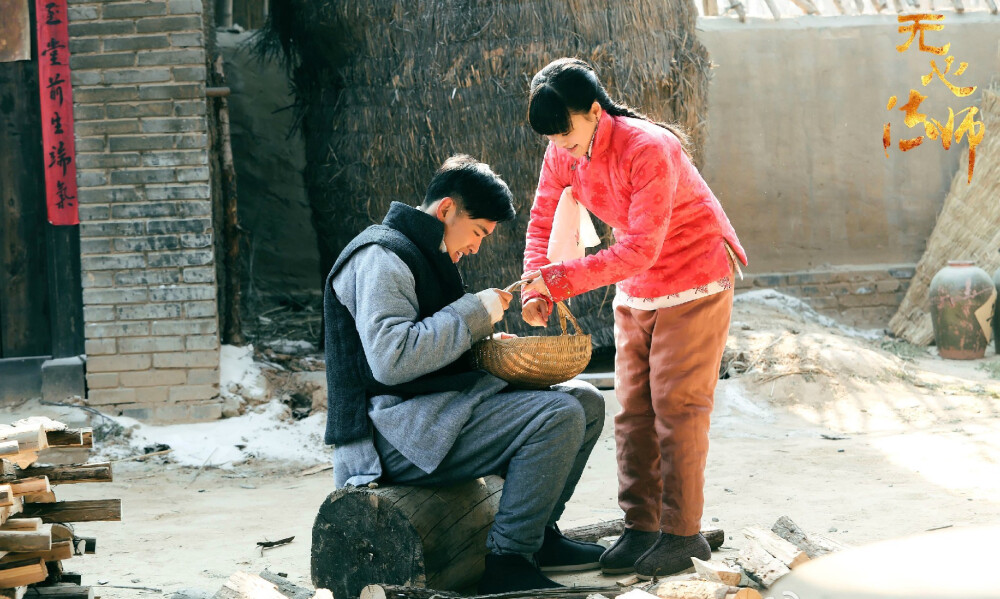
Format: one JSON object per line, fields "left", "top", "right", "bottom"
{"left": 634, "top": 532, "right": 712, "bottom": 580}
{"left": 598, "top": 528, "right": 660, "bottom": 575}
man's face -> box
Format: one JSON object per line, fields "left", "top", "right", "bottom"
{"left": 436, "top": 198, "right": 497, "bottom": 263}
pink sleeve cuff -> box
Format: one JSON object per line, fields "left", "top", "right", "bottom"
{"left": 540, "top": 262, "right": 574, "bottom": 303}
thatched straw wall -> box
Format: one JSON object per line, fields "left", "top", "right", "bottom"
{"left": 889, "top": 87, "right": 1000, "bottom": 345}
{"left": 258, "top": 0, "right": 711, "bottom": 346}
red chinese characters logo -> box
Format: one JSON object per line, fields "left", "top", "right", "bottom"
{"left": 883, "top": 14, "right": 984, "bottom": 184}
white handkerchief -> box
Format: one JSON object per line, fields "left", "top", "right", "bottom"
{"left": 547, "top": 187, "right": 601, "bottom": 263}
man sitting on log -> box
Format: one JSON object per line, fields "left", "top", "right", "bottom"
{"left": 325, "top": 154, "right": 607, "bottom": 592}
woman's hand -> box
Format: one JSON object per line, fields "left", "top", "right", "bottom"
{"left": 520, "top": 270, "right": 550, "bottom": 298}
{"left": 522, "top": 298, "right": 551, "bottom": 327}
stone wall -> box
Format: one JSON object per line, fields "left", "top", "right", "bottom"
{"left": 69, "top": 0, "right": 221, "bottom": 421}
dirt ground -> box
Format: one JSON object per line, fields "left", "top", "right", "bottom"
{"left": 13, "top": 291, "right": 1000, "bottom": 598}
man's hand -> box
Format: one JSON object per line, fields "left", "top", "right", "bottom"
{"left": 522, "top": 298, "right": 551, "bottom": 327}
{"left": 477, "top": 288, "right": 514, "bottom": 324}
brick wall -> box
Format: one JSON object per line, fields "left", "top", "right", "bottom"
{"left": 735, "top": 264, "right": 916, "bottom": 328}
{"left": 69, "top": 0, "right": 222, "bottom": 422}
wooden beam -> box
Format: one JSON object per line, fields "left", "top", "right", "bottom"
{"left": 25, "top": 585, "right": 91, "bottom": 599}
{"left": 19, "top": 464, "right": 111, "bottom": 486}
{"left": 0, "top": 429, "right": 45, "bottom": 455}
{"left": 0, "top": 525, "right": 51, "bottom": 552}
{"left": 10, "top": 478, "right": 50, "bottom": 497}
{"left": 0, "top": 558, "right": 47, "bottom": 588}
{"left": 0, "top": 520, "right": 40, "bottom": 532}
{"left": 0, "top": 540, "right": 72, "bottom": 564}
{"left": 22, "top": 493, "right": 56, "bottom": 505}
{"left": 21, "top": 500, "right": 121, "bottom": 524}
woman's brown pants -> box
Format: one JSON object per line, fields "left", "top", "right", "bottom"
{"left": 613, "top": 288, "right": 733, "bottom": 536}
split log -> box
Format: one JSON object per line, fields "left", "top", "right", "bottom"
{"left": 9, "top": 479, "right": 49, "bottom": 497}
{"left": 0, "top": 429, "right": 45, "bottom": 454}
{"left": 21, "top": 493, "right": 55, "bottom": 505}
{"left": 214, "top": 571, "right": 290, "bottom": 599}
{"left": 0, "top": 558, "right": 47, "bottom": 588}
{"left": 561, "top": 519, "right": 724, "bottom": 551}
{"left": 737, "top": 540, "right": 789, "bottom": 588}
{"left": 360, "top": 585, "right": 625, "bottom": 599}
{"left": 741, "top": 527, "right": 808, "bottom": 569}
{"left": 0, "top": 520, "right": 39, "bottom": 532}
{"left": 0, "top": 541, "right": 71, "bottom": 564}
{"left": 312, "top": 477, "right": 504, "bottom": 599}
{"left": 0, "top": 524, "right": 52, "bottom": 552}
{"left": 691, "top": 557, "right": 741, "bottom": 586}
{"left": 21, "top": 500, "right": 121, "bottom": 523}
{"left": 770, "top": 516, "right": 847, "bottom": 559}
{"left": 42, "top": 431, "right": 85, "bottom": 449}
{"left": 18, "top": 464, "right": 111, "bottom": 486}
{"left": 24, "top": 585, "right": 92, "bottom": 599}
{"left": 654, "top": 580, "right": 761, "bottom": 599}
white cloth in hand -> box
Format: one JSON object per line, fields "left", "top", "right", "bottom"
{"left": 476, "top": 289, "right": 505, "bottom": 324}
{"left": 546, "top": 186, "right": 601, "bottom": 263}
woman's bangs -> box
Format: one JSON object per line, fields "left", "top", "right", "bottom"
{"left": 528, "top": 86, "right": 571, "bottom": 136}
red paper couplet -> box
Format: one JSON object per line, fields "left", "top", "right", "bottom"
{"left": 35, "top": 0, "right": 78, "bottom": 225}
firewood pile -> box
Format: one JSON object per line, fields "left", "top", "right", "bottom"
{"left": 0, "top": 418, "right": 121, "bottom": 599}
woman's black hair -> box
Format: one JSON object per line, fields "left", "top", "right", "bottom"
{"left": 528, "top": 57, "right": 692, "bottom": 158}
{"left": 421, "top": 154, "right": 516, "bottom": 223}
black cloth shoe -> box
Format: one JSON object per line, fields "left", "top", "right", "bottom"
{"left": 534, "top": 524, "right": 605, "bottom": 573}
{"left": 599, "top": 528, "right": 659, "bottom": 575}
{"left": 478, "top": 553, "right": 563, "bottom": 593}
{"left": 634, "top": 532, "right": 712, "bottom": 580}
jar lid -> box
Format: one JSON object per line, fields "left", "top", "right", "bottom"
{"left": 947, "top": 260, "right": 975, "bottom": 267}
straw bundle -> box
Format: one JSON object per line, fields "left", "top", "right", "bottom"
{"left": 256, "top": 0, "right": 712, "bottom": 346}
{"left": 889, "top": 87, "right": 1000, "bottom": 345}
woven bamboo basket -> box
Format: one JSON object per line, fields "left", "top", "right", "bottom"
{"left": 470, "top": 283, "right": 592, "bottom": 389}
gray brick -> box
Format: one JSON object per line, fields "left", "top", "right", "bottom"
{"left": 138, "top": 83, "right": 204, "bottom": 100}
{"left": 83, "top": 306, "right": 114, "bottom": 322}
{"left": 80, "top": 186, "right": 142, "bottom": 203}
{"left": 102, "top": 2, "right": 167, "bottom": 19}
{"left": 182, "top": 267, "right": 214, "bottom": 283}
{"left": 136, "top": 49, "right": 205, "bottom": 67}
{"left": 169, "top": 32, "right": 203, "bottom": 47}
{"left": 148, "top": 250, "right": 213, "bottom": 268}
{"left": 120, "top": 370, "right": 186, "bottom": 387}
{"left": 146, "top": 184, "right": 209, "bottom": 200}
{"left": 147, "top": 218, "right": 210, "bottom": 235}
{"left": 186, "top": 337, "right": 218, "bottom": 352}
{"left": 70, "top": 71, "right": 102, "bottom": 87}
{"left": 69, "top": 37, "right": 101, "bottom": 55}
{"left": 77, "top": 153, "right": 142, "bottom": 169}
{"left": 150, "top": 286, "right": 214, "bottom": 302}
{"left": 73, "top": 104, "right": 105, "bottom": 121}
{"left": 109, "top": 168, "right": 180, "bottom": 185}
{"left": 108, "top": 135, "right": 178, "bottom": 152}
{"left": 82, "top": 254, "right": 146, "bottom": 270}
{"left": 106, "top": 102, "right": 173, "bottom": 119}
{"left": 86, "top": 321, "right": 150, "bottom": 337}
{"left": 141, "top": 117, "right": 205, "bottom": 134}
{"left": 185, "top": 300, "right": 216, "bottom": 318}
{"left": 111, "top": 203, "right": 173, "bottom": 219}
{"left": 115, "top": 269, "right": 181, "bottom": 286}
{"left": 176, "top": 166, "right": 209, "bottom": 182}
{"left": 135, "top": 15, "right": 202, "bottom": 33}
{"left": 83, "top": 271, "right": 114, "bottom": 288}
{"left": 67, "top": 5, "right": 99, "bottom": 20}
{"left": 142, "top": 151, "right": 207, "bottom": 167}
{"left": 74, "top": 137, "right": 106, "bottom": 152}
{"left": 172, "top": 66, "right": 206, "bottom": 82}
{"left": 889, "top": 267, "right": 916, "bottom": 279}
{"left": 88, "top": 388, "right": 138, "bottom": 406}
{"left": 173, "top": 201, "right": 211, "bottom": 216}
{"left": 80, "top": 238, "right": 113, "bottom": 255}
{"left": 75, "top": 119, "right": 140, "bottom": 136}
{"left": 103, "top": 35, "right": 170, "bottom": 52}
{"left": 118, "top": 406, "right": 150, "bottom": 419}
{"left": 117, "top": 303, "right": 182, "bottom": 320}
{"left": 168, "top": 0, "right": 202, "bottom": 14}
{"left": 173, "top": 100, "right": 206, "bottom": 116}
{"left": 74, "top": 86, "right": 139, "bottom": 104}
{"left": 72, "top": 53, "right": 136, "bottom": 70}
{"left": 180, "top": 233, "right": 211, "bottom": 248}
{"left": 83, "top": 288, "right": 149, "bottom": 304}
{"left": 154, "top": 350, "right": 215, "bottom": 369}
{"left": 78, "top": 205, "right": 110, "bottom": 220}
{"left": 151, "top": 318, "right": 216, "bottom": 335}
{"left": 103, "top": 68, "right": 172, "bottom": 85}
{"left": 86, "top": 338, "right": 117, "bottom": 357}
{"left": 76, "top": 171, "right": 108, "bottom": 187}
{"left": 169, "top": 385, "right": 219, "bottom": 403}
{"left": 115, "top": 235, "right": 181, "bottom": 252}
{"left": 88, "top": 353, "right": 152, "bottom": 372}
{"left": 87, "top": 372, "right": 120, "bottom": 388}
{"left": 119, "top": 338, "right": 185, "bottom": 354}
{"left": 68, "top": 21, "right": 135, "bottom": 37}
{"left": 175, "top": 133, "right": 208, "bottom": 149}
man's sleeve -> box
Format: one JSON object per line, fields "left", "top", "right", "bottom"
{"left": 332, "top": 245, "right": 494, "bottom": 386}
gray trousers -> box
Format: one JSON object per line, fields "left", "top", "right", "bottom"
{"left": 375, "top": 380, "right": 606, "bottom": 556}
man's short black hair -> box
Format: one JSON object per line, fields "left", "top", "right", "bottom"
{"left": 421, "top": 155, "right": 516, "bottom": 223}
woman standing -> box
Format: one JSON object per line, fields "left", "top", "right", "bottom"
{"left": 520, "top": 58, "right": 747, "bottom": 579}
